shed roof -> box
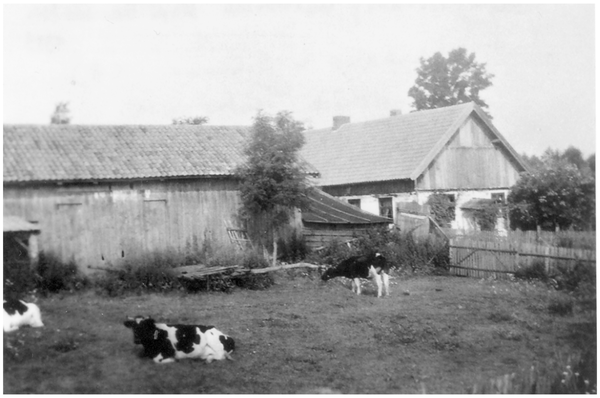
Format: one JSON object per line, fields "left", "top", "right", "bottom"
{"left": 4, "top": 216, "right": 40, "bottom": 233}
{"left": 3, "top": 124, "right": 318, "bottom": 183}
{"left": 302, "top": 188, "right": 392, "bottom": 225}
{"left": 301, "top": 102, "right": 528, "bottom": 187}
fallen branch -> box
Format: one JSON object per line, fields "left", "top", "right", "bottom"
{"left": 239, "top": 262, "right": 322, "bottom": 275}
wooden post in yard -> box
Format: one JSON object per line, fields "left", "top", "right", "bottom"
{"left": 28, "top": 231, "right": 40, "bottom": 270}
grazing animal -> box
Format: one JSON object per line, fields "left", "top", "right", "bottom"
{"left": 124, "top": 316, "right": 235, "bottom": 364}
{"left": 3, "top": 299, "right": 44, "bottom": 333}
{"left": 321, "top": 253, "right": 390, "bottom": 297}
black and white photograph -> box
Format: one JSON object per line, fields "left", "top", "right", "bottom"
{"left": 3, "top": 3, "right": 596, "bottom": 394}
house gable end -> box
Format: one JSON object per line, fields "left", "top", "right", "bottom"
{"left": 416, "top": 113, "right": 525, "bottom": 190}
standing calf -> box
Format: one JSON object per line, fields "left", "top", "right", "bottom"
{"left": 321, "top": 253, "right": 390, "bottom": 297}
{"left": 124, "top": 315, "right": 235, "bottom": 364}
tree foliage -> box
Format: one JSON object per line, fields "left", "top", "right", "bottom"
{"left": 508, "top": 151, "right": 595, "bottom": 231}
{"left": 408, "top": 48, "right": 494, "bottom": 117}
{"left": 235, "top": 110, "right": 311, "bottom": 256}
{"left": 426, "top": 193, "right": 456, "bottom": 228}
{"left": 51, "top": 102, "right": 71, "bottom": 124}
{"left": 172, "top": 116, "right": 209, "bottom": 125}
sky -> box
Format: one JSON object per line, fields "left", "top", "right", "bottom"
{"left": 3, "top": 4, "right": 597, "bottom": 158}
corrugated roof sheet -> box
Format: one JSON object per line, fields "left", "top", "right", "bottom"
{"left": 301, "top": 103, "right": 476, "bottom": 186}
{"left": 4, "top": 216, "right": 40, "bottom": 232}
{"left": 3, "top": 124, "right": 318, "bottom": 183}
{"left": 302, "top": 188, "right": 391, "bottom": 225}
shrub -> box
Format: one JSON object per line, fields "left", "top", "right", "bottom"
{"left": 304, "top": 227, "right": 449, "bottom": 275}
{"left": 94, "top": 252, "right": 182, "bottom": 296}
{"left": 554, "top": 260, "right": 595, "bottom": 292}
{"left": 277, "top": 233, "right": 308, "bottom": 263}
{"left": 547, "top": 295, "right": 574, "bottom": 316}
{"left": 36, "top": 252, "right": 89, "bottom": 294}
{"left": 3, "top": 261, "right": 39, "bottom": 299}
{"left": 514, "top": 260, "right": 548, "bottom": 282}
{"left": 305, "top": 238, "right": 353, "bottom": 267}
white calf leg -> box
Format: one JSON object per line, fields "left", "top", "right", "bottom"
{"left": 374, "top": 273, "right": 383, "bottom": 297}
{"left": 353, "top": 278, "right": 361, "bottom": 295}
{"left": 382, "top": 273, "right": 390, "bottom": 296}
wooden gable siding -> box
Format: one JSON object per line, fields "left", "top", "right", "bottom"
{"left": 322, "top": 179, "right": 414, "bottom": 197}
{"left": 416, "top": 116, "right": 522, "bottom": 190}
{"left": 3, "top": 178, "right": 242, "bottom": 273}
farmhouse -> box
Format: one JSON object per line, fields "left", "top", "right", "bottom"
{"left": 300, "top": 102, "right": 530, "bottom": 233}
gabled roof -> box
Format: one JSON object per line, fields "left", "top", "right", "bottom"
{"left": 301, "top": 102, "right": 529, "bottom": 187}
{"left": 3, "top": 124, "right": 318, "bottom": 183}
{"left": 302, "top": 188, "right": 391, "bottom": 225}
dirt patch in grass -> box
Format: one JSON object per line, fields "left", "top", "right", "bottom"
{"left": 3, "top": 271, "right": 595, "bottom": 393}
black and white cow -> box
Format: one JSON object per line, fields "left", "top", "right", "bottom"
{"left": 321, "top": 253, "right": 390, "bottom": 297}
{"left": 124, "top": 316, "right": 235, "bottom": 364}
{"left": 4, "top": 298, "right": 44, "bottom": 333}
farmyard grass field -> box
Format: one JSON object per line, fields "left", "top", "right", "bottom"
{"left": 3, "top": 270, "right": 596, "bottom": 394}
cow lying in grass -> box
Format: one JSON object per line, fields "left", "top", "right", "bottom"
{"left": 3, "top": 298, "right": 44, "bottom": 333}
{"left": 321, "top": 253, "right": 390, "bottom": 297}
{"left": 124, "top": 316, "right": 235, "bottom": 364}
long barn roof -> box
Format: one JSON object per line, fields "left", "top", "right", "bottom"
{"left": 3, "top": 124, "right": 318, "bottom": 183}
{"left": 301, "top": 102, "right": 528, "bottom": 187}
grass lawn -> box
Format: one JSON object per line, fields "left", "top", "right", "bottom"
{"left": 3, "top": 270, "right": 595, "bottom": 393}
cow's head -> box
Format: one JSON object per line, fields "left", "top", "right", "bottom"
{"left": 124, "top": 316, "right": 157, "bottom": 345}
{"left": 320, "top": 267, "right": 339, "bottom": 281}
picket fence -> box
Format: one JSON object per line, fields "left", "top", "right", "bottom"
{"left": 449, "top": 233, "right": 596, "bottom": 279}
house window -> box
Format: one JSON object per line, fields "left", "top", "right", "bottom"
{"left": 348, "top": 199, "right": 361, "bottom": 208}
{"left": 491, "top": 193, "right": 506, "bottom": 205}
{"left": 379, "top": 197, "right": 393, "bottom": 219}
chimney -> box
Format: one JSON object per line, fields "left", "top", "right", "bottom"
{"left": 333, "top": 115, "right": 350, "bottom": 130}
{"left": 390, "top": 109, "right": 402, "bottom": 117}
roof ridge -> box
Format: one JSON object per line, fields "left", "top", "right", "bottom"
{"left": 308, "top": 102, "right": 475, "bottom": 133}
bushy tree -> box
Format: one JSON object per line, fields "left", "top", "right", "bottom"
{"left": 172, "top": 116, "right": 209, "bottom": 125}
{"left": 235, "top": 110, "right": 310, "bottom": 263}
{"left": 408, "top": 47, "right": 494, "bottom": 118}
{"left": 508, "top": 157, "right": 595, "bottom": 231}
{"left": 51, "top": 102, "right": 71, "bottom": 124}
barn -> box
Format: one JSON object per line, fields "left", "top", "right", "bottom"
{"left": 300, "top": 102, "right": 531, "bottom": 233}
{"left": 3, "top": 124, "right": 264, "bottom": 273}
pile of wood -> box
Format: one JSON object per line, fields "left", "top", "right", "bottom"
{"left": 172, "top": 262, "right": 322, "bottom": 282}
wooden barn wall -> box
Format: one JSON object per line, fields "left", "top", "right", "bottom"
{"left": 3, "top": 178, "right": 243, "bottom": 273}
{"left": 416, "top": 116, "right": 522, "bottom": 190}
{"left": 303, "top": 223, "right": 377, "bottom": 250}
{"left": 322, "top": 179, "right": 414, "bottom": 197}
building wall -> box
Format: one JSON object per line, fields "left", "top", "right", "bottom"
{"left": 3, "top": 178, "right": 243, "bottom": 273}
{"left": 416, "top": 116, "right": 522, "bottom": 190}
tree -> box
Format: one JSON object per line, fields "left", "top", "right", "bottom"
{"left": 235, "top": 110, "right": 311, "bottom": 264}
{"left": 172, "top": 116, "right": 209, "bottom": 125}
{"left": 408, "top": 48, "right": 494, "bottom": 118}
{"left": 508, "top": 156, "right": 595, "bottom": 231}
{"left": 51, "top": 102, "right": 71, "bottom": 124}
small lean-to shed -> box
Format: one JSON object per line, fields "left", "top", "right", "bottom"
{"left": 301, "top": 188, "right": 392, "bottom": 250}
{"left": 3, "top": 216, "right": 41, "bottom": 269}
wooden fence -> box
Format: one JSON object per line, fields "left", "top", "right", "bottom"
{"left": 449, "top": 234, "right": 596, "bottom": 279}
